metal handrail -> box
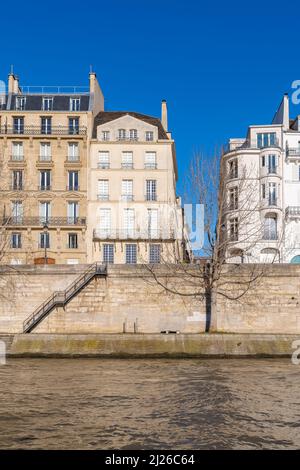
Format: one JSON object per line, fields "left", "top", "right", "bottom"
{"left": 23, "top": 263, "right": 107, "bottom": 332}
{"left": 0, "top": 125, "right": 87, "bottom": 136}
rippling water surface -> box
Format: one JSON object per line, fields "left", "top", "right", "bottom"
{"left": 0, "top": 358, "right": 299, "bottom": 449}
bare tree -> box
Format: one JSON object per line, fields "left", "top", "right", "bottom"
{"left": 143, "top": 150, "right": 284, "bottom": 332}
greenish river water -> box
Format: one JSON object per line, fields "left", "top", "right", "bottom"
{"left": 0, "top": 358, "right": 299, "bottom": 449}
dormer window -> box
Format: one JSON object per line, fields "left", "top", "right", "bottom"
{"left": 70, "top": 98, "right": 80, "bottom": 111}
{"left": 15, "top": 96, "right": 26, "bottom": 111}
{"left": 129, "top": 129, "right": 138, "bottom": 141}
{"left": 118, "top": 129, "right": 126, "bottom": 140}
{"left": 42, "top": 97, "right": 53, "bottom": 111}
{"left": 145, "top": 131, "right": 154, "bottom": 142}
{"left": 102, "top": 131, "right": 110, "bottom": 141}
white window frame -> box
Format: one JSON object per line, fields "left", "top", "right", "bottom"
{"left": 98, "top": 151, "right": 110, "bottom": 169}
{"left": 97, "top": 179, "right": 109, "bottom": 200}
{"left": 12, "top": 142, "right": 24, "bottom": 160}
{"left": 122, "top": 151, "right": 133, "bottom": 169}
{"left": 68, "top": 142, "right": 79, "bottom": 161}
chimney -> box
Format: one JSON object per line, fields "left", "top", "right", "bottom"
{"left": 8, "top": 72, "right": 20, "bottom": 94}
{"left": 283, "top": 93, "right": 289, "bottom": 130}
{"left": 161, "top": 99, "right": 168, "bottom": 132}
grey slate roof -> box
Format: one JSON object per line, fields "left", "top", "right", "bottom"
{"left": 93, "top": 111, "right": 169, "bottom": 139}
{"left": 6, "top": 94, "right": 90, "bottom": 111}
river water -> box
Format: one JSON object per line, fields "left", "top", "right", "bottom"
{"left": 0, "top": 358, "right": 299, "bottom": 449}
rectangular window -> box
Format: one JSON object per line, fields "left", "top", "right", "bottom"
{"left": 15, "top": 97, "right": 26, "bottom": 111}
{"left": 39, "top": 232, "right": 50, "bottom": 249}
{"left": 39, "top": 170, "right": 51, "bottom": 190}
{"left": 261, "top": 155, "right": 265, "bottom": 167}
{"left": 228, "top": 159, "right": 238, "bottom": 179}
{"left": 262, "top": 183, "right": 266, "bottom": 199}
{"left": 40, "top": 142, "right": 51, "bottom": 161}
{"left": 122, "top": 151, "right": 133, "bottom": 169}
{"left": 149, "top": 244, "right": 161, "bottom": 263}
{"left": 68, "top": 233, "right": 78, "bottom": 249}
{"left": 121, "top": 180, "right": 133, "bottom": 201}
{"left": 124, "top": 208, "right": 135, "bottom": 237}
{"left": 103, "top": 244, "right": 114, "bottom": 264}
{"left": 229, "top": 187, "right": 238, "bottom": 210}
{"left": 126, "top": 244, "right": 137, "bottom": 264}
{"left": 39, "top": 201, "right": 51, "bottom": 223}
{"left": 41, "top": 117, "right": 52, "bottom": 135}
{"left": 70, "top": 98, "right": 80, "bottom": 111}
{"left": 263, "top": 216, "right": 277, "bottom": 241}
{"left": 97, "top": 179, "right": 109, "bottom": 200}
{"left": 148, "top": 209, "right": 158, "bottom": 238}
{"left": 68, "top": 142, "right": 79, "bottom": 161}
{"left": 229, "top": 218, "right": 238, "bottom": 241}
{"left": 98, "top": 151, "right": 110, "bottom": 169}
{"left": 69, "top": 117, "right": 79, "bottom": 135}
{"left": 99, "top": 208, "right": 111, "bottom": 237}
{"left": 145, "top": 152, "right": 157, "bottom": 169}
{"left": 11, "top": 232, "right": 22, "bottom": 248}
{"left": 67, "top": 202, "right": 78, "bottom": 223}
{"left": 12, "top": 201, "right": 23, "bottom": 222}
{"left": 12, "top": 142, "right": 24, "bottom": 160}
{"left": 146, "top": 180, "right": 157, "bottom": 201}
{"left": 129, "top": 129, "right": 138, "bottom": 140}
{"left": 42, "top": 97, "right": 53, "bottom": 111}
{"left": 12, "top": 170, "right": 23, "bottom": 190}
{"left": 102, "top": 131, "right": 110, "bottom": 141}
{"left": 68, "top": 171, "right": 79, "bottom": 191}
{"left": 268, "top": 183, "right": 277, "bottom": 206}
{"left": 118, "top": 129, "right": 126, "bottom": 140}
{"left": 257, "top": 133, "right": 277, "bottom": 148}
{"left": 268, "top": 154, "right": 277, "bottom": 174}
{"left": 13, "top": 117, "right": 24, "bottom": 134}
{"left": 145, "top": 131, "right": 154, "bottom": 142}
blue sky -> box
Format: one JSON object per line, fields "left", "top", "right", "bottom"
{"left": 1, "top": 0, "right": 299, "bottom": 193}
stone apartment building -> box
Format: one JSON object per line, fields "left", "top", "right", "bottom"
{"left": 0, "top": 71, "right": 185, "bottom": 265}
{"left": 221, "top": 94, "right": 300, "bottom": 263}
{"left": 88, "top": 103, "right": 184, "bottom": 264}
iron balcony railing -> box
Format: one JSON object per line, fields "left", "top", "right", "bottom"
{"left": 0, "top": 125, "right": 87, "bottom": 136}
{"left": 286, "top": 206, "right": 300, "bottom": 218}
{"left": 286, "top": 148, "right": 300, "bottom": 158}
{"left": 23, "top": 262, "right": 107, "bottom": 333}
{"left": 1, "top": 217, "right": 86, "bottom": 227}
{"left": 93, "top": 228, "right": 176, "bottom": 240}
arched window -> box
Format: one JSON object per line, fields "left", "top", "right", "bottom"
{"left": 263, "top": 214, "right": 277, "bottom": 240}
{"left": 290, "top": 255, "right": 300, "bottom": 264}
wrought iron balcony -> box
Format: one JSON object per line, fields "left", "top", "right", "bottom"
{"left": 285, "top": 206, "right": 300, "bottom": 218}
{"left": 1, "top": 217, "right": 86, "bottom": 227}
{"left": 0, "top": 125, "right": 87, "bottom": 136}
{"left": 93, "top": 228, "right": 175, "bottom": 240}
{"left": 97, "top": 194, "right": 109, "bottom": 200}
{"left": 286, "top": 148, "right": 300, "bottom": 158}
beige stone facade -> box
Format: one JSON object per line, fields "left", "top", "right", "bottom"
{"left": 0, "top": 72, "right": 184, "bottom": 265}
{"left": 88, "top": 108, "right": 184, "bottom": 264}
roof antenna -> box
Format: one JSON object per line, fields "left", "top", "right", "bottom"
{"left": 89, "top": 64, "right": 93, "bottom": 74}
{"left": 10, "top": 64, "right": 14, "bottom": 75}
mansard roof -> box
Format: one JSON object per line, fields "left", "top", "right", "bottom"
{"left": 2, "top": 94, "right": 90, "bottom": 111}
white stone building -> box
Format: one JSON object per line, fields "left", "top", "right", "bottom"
{"left": 221, "top": 94, "right": 300, "bottom": 263}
